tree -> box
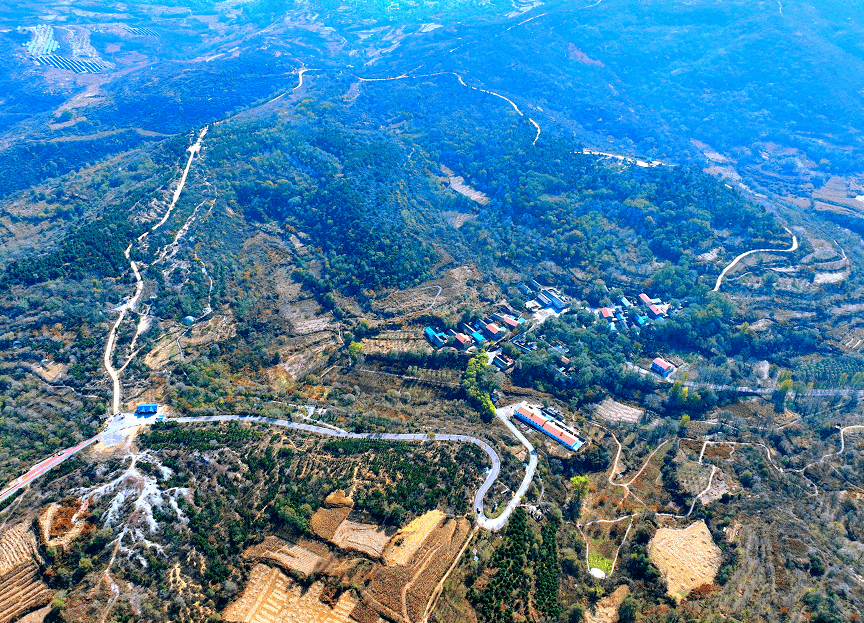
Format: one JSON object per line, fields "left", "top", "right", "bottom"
{"left": 618, "top": 596, "right": 639, "bottom": 623}
{"left": 348, "top": 341, "right": 363, "bottom": 364}
{"left": 570, "top": 475, "right": 590, "bottom": 509}
{"left": 679, "top": 413, "right": 690, "bottom": 428}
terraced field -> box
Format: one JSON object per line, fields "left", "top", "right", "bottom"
{"left": 0, "top": 523, "right": 52, "bottom": 623}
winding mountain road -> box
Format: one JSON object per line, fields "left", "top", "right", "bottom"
{"left": 713, "top": 226, "right": 798, "bottom": 292}
{"left": 1, "top": 410, "right": 537, "bottom": 532}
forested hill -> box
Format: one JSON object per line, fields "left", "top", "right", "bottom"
{"left": 0, "top": 66, "right": 784, "bottom": 301}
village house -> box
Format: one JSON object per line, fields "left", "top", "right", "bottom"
{"left": 651, "top": 357, "right": 675, "bottom": 377}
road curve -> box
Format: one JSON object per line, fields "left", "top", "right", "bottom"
{"left": 172, "top": 414, "right": 527, "bottom": 530}
{"left": 1, "top": 413, "right": 534, "bottom": 531}
{"left": 713, "top": 226, "right": 798, "bottom": 292}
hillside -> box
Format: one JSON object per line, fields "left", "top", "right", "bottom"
{"left": 1, "top": 1, "right": 864, "bottom": 623}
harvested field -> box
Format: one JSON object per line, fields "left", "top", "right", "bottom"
{"left": 331, "top": 521, "right": 390, "bottom": 559}
{"left": 0, "top": 523, "right": 40, "bottom": 575}
{"left": 365, "top": 517, "right": 471, "bottom": 623}
{"left": 243, "top": 536, "right": 326, "bottom": 577}
{"left": 310, "top": 508, "right": 352, "bottom": 541}
{"left": 383, "top": 509, "right": 445, "bottom": 567}
{"left": 583, "top": 585, "right": 629, "bottom": 623}
{"left": 223, "top": 564, "right": 358, "bottom": 623}
{"left": 310, "top": 491, "right": 354, "bottom": 540}
{"left": 440, "top": 165, "right": 490, "bottom": 205}
{"left": 0, "top": 523, "right": 52, "bottom": 623}
{"left": 649, "top": 521, "right": 722, "bottom": 601}
{"left": 595, "top": 398, "right": 643, "bottom": 425}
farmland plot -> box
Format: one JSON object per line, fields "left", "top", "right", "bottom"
{"left": 648, "top": 521, "right": 721, "bottom": 601}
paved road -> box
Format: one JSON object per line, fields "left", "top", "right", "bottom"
{"left": 172, "top": 415, "right": 524, "bottom": 530}
{"left": 0, "top": 412, "right": 535, "bottom": 531}
{"left": 0, "top": 435, "right": 103, "bottom": 504}
{"left": 484, "top": 408, "right": 538, "bottom": 530}
{"left": 713, "top": 226, "right": 798, "bottom": 292}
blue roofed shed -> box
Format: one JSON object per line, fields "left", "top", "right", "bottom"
{"left": 135, "top": 404, "right": 158, "bottom": 417}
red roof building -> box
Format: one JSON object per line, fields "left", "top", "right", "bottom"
{"left": 600, "top": 307, "right": 613, "bottom": 319}
{"left": 639, "top": 293, "right": 652, "bottom": 304}
{"left": 651, "top": 357, "right": 675, "bottom": 377}
{"left": 517, "top": 406, "right": 548, "bottom": 429}
{"left": 454, "top": 333, "right": 471, "bottom": 349}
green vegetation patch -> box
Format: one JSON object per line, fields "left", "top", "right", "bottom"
{"left": 588, "top": 552, "right": 613, "bottom": 575}
{"left": 139, "top": 421, "right": 259, "bottom": 451}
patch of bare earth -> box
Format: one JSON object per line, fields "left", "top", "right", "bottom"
{"left": 648, "top": 521, "right": 721, "bottom": 601}
{"left": 583, "top": 585, "right": 629, "bottom": 623}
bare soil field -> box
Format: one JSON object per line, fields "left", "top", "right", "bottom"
{"left": 648, "top": 521, "right": 722, "bottom": 601}
{"left": 583, "top": 585, "right": 629, "bottom": 623}
{"left": 594, "top": 398, "right": 644, "bottom": 425}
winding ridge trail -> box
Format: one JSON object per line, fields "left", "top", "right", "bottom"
{"left": 713, "top": 226, "right": 798, "bottom": 291}
{"left": 358, "top": 71, "right": 542, "bottom": 145}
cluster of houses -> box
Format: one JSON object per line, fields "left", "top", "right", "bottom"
{"left": 598, "top": 292, "right": 671, "bottom": 334}
{"left": 518, "top": 280, "right": 569, "bottom": 313}
{"left": 424, "top": 310, "right": 526, "bottom": 353}
{"left": 512, "top": 402, "right": 584, "bottom": 451}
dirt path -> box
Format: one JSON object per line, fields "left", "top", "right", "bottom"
{"left": 103, "top": 244, "right": 144, "bottom": 414}
{"left": 103, "top": 126, "right": 210, "bottom": 415}
{"left": 713, "top": 226, "right": 798, "bottom": 291}
{"left": 150, "top": 126, "right": 208, "bottom": 233}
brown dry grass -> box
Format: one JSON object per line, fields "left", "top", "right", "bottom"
{"left": 38, "top": 498, "right": 93, "bottom": 549}
{"left": 703, "top": 443, "right": 734, "bottom": 460}
{"left": 649, "top": 521, "right": 722, "bottom": 601}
